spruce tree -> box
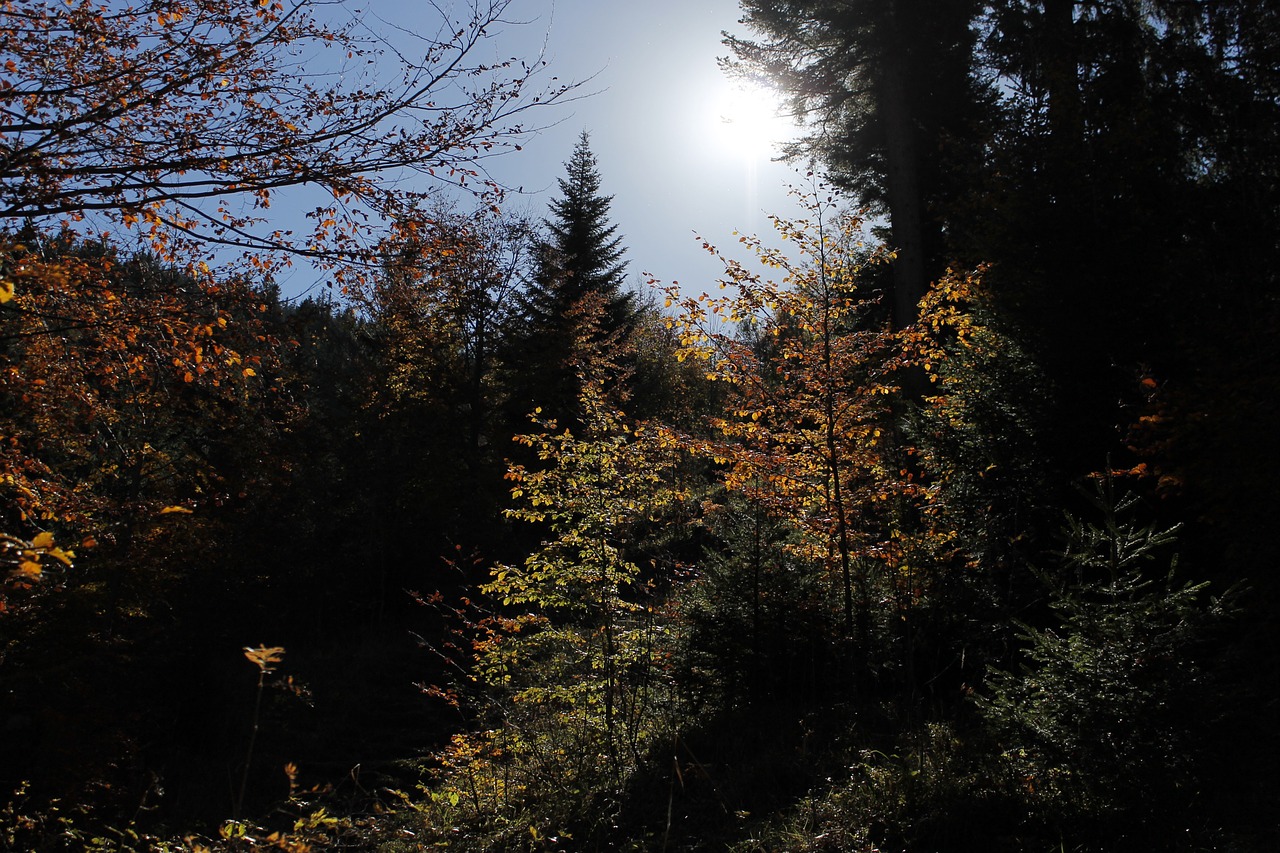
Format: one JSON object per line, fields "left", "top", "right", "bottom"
{"left": 537, "top": 131, "right": 632, "bottom": 330}
{"left": 977, "top": 481, "right": 1237, "bottom": 844}
{"left": 512, "top": 131, "right": 634, "bottom": 425}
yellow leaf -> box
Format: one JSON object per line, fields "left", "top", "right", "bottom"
{"left": 242, "top": 367, "right": 256, "bottom": 377}
{"left": 159, "top": 505, "right": 193, "bottom": 514}
{"left": 244, "top": 645, "right": 286, "bottom": 672}
{"left": 32, "top": 531, "right": 55, "bottom": 549}
{"left": 0, "top": 279, "right": 13, "bottom": 303}
{"left": 17, "top": 561, "right": 41, "bottom": 579}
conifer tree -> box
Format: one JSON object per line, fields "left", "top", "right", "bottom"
{"left": 535, "top": 131, "right": 632, "bottom": 330}
{"left": 512, "top": 132, "right": 634, "bottom": 424}
{"left": 977, "top": 480, "right": 1237, "bottom": 842}
{"left": 726, "top": 0, "right": 986, "bottom": 331}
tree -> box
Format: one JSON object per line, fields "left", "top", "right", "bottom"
{"left": 965, "top": 0, "right": 1280, "bottom": 481}
{"left": 364, "top": 208, "right": 535, "bottom": 458}
{"left": 663, "top": 191, "right": 915, "bottom": 668}
{"left": 511, "top": 132, "right": 633, "bottom": 424}
{"left": 726, "top": 0, "right": 987, "bottom": 330}
{"left": 978, "top": 481, "right": 1237, "bottom": 843}
{"left": 351, "top": 207, "right": 537, "bottom": 564}
{"left": 0, "top": 234, "right": 273, "bottom": 537}
{"left": 0, "top": 0, "right": 571, "bottom": 281}
{"left": 0, "top": 0, "right": 567, "bottom": 616}
{"left": 0, "top": 235, "right": 307, "bottom": 825}
{"left": 416, "top": 335, "right": 685, "bottom": 849}
{"left": 535, "top": 131, "right": 632, "bottom": 330}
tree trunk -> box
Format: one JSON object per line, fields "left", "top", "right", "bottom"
{"left": 878, "top": 56, "right": 928, "bottom": 334}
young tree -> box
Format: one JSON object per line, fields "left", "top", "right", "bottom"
{"left": 978, "top": 481, "right": 1237, "bottom": 843}
{"left": 663, "top": 192, "right": 911, "bottom": 665}
{"left": 418, "top": 318, "right": 686, "bottom": 847}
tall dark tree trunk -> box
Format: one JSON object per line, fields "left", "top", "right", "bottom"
{"left": 1043, "top": 0, "right": 1083, "bottom": 151}
{"left": 877, "top": 6, "right": 941, "bottom": 399}
{"left": 878, "top": 55, "right": 929, "bottom": 333}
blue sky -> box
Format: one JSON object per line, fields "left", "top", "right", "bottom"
{"left": 475, "top": 0, "right": 807, "bottom": 293}
{"left": 279, "top": 0, "right": 806, "bottom": 300}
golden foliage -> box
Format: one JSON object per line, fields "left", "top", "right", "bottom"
{"left": 0, "top": 0, "right": 572, "bottom": 282}
{"left": 243, "top": 644, "right": 286, "bottom": 673}
{"left": 0, "top": 235, "right": 274, "bottom": 543}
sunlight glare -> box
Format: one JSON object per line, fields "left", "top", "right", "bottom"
{"left": 708, "top": 79, "right": 793, "bottom": 162}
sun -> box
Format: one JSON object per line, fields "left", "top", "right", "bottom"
{"left": 708, "top": 79, "right": 794, "bottom": 161}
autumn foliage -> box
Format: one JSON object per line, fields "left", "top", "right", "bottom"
{"left": 1, "top": 0, "right": 568, "bottom": 279}
{"left": 0, "top": 0, "right": 1277, "bottom": 849}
